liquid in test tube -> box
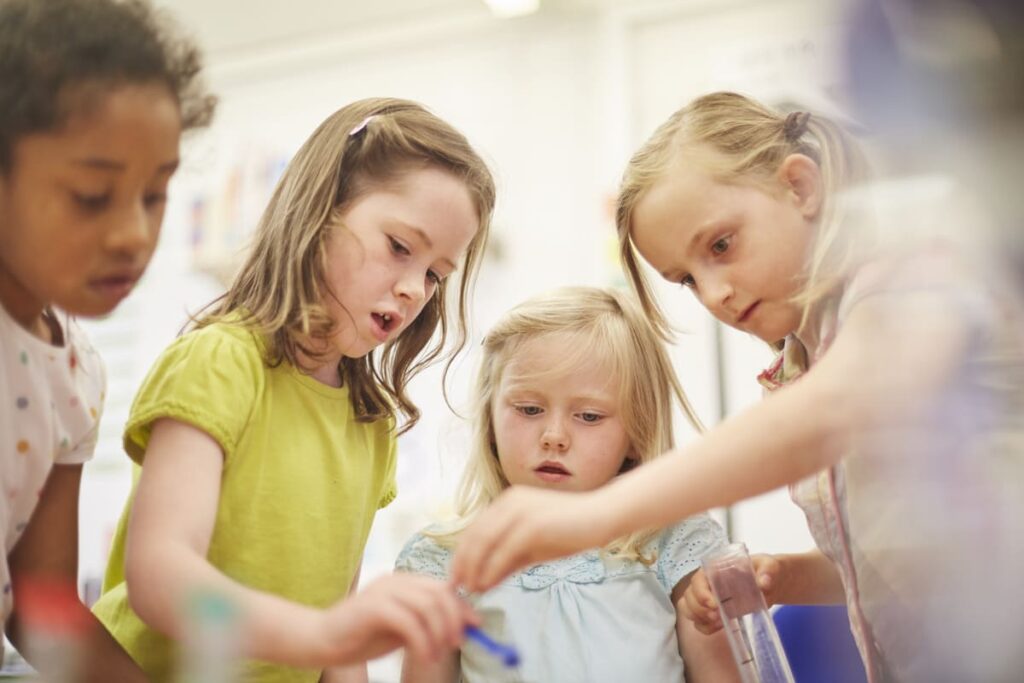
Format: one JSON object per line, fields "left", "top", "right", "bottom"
{"left": 701, "top": 543, "right": 795, "bottom": 683}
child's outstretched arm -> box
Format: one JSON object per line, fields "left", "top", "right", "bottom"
{"left": 680, "top": 551, "right": 842, "bottom": 635}
{"left": 452, "top": 287, "right": 970, "bottom": 591}
{"left": 126, "top": 418, "right": 475, "bottom": 668}
{"left": 7, "top": 464, "right": 148, "bottom": 682}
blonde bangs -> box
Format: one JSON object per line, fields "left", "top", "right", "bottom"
{"left": 433, "top": 287, "right": 697, "bottom": 562}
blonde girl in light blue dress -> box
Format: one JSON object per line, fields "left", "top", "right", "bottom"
{"left": 397, "top": 287, "right": 739, "bottom": 683}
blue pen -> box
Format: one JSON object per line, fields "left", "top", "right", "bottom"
{"left": 464, "top": 625, "right": 520, "bottom": 668}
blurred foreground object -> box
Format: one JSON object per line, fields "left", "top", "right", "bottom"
{"left": 841, "top": 2, "right": 1024, "bottom": 681}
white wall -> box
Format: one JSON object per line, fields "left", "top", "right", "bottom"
{"left": 78, "top": 0, "right": 848, "bottom": 678}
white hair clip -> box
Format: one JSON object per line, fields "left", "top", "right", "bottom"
{"left": 349, "top": 116, "right": 375, "bottom": 137}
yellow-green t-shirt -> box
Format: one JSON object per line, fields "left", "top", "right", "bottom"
{"left": 92, "top": 321, "right": 398, "bottom": 683}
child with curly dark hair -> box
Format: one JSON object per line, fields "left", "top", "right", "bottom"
{"left": 0, "top": 0, "right": 215, "bottom": 679}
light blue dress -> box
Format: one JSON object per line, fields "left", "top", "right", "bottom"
{"left": 395, "top": 515, "right": 726, "bottom": 683}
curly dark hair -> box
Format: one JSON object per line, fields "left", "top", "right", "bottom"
{"left": 0, "top": 0, "right": 217, "bottom": 170}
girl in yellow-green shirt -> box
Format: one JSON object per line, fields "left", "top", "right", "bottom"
{"left": 92, "top": 98, "right": 495, "bottom": 683}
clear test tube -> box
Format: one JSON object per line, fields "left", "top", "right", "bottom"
{"left": 700, "top": 543, "right": 795, "bottom": 683}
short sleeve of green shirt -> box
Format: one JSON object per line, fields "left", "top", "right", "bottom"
{"left": 378, "top": 435, "right": 398, "bottom": 508}
{"left": 97, "top": 321, "right": 398, "bottom": 683}
{"left": 123, "top": 323, "right": 264, "bottom": 464}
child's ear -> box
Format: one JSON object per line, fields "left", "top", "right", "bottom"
{"left": 778, "top": 153, "right": 823, "bottom": 220}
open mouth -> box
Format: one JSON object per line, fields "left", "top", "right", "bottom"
{"left": 534, "top": 462, "right": 571, "bottom": 481}
{"left": 370, "top": 312, "right": 400, "bottom": 340}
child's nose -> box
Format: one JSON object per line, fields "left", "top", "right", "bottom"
{"left": 541, "top": 419, "right": 569, "bottom": 450}
{"left": 394, "top": 270, "right": 426, "bottom": 303}
{"left": 700, "top": 274, "right": 734, "bottom": 313}
{"left": 106, "top": 202, "right": 155, "bottom": 255}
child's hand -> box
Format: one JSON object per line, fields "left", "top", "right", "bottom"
{"left": 680, "top": 554, "right": 781, "bottom": 635}
{"left": 321, "top": 573, "right": 478, "bottom": 665}
{"left": 451, "top": 486, "right": 610, "bottom": 592}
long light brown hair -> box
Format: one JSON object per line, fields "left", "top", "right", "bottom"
{"left": 193, "top": 98, "right": 495, "bottom": 432}
{"left": 436, "top": 286, "right": 699, "bottom": 562}
{"left": 616, "top": 91, "right": 870, "bottom": 343}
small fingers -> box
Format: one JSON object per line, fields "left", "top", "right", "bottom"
{"left": 474, "top": 520, "right": 534, "bottom": 591}
{"left": 691, "top": 572, "right": 717, "bottom": 609}
{"left": 451, "top": 515, "right": 504, "bottom": 592}
{"left": 458, "top": 595, "right": 481, "bottom": 630}
{"left": 400, "top": 577, "right": 470, "bottom": 651}
{"left": 374, "top": 599, "right": 435, "bottom": 662}
{"left": 453, "top": 500, "right": 522, "bottom": 592}
{"left": 683, "top": 573, "right": 721, "bottom": 632}
{"left": 752, "top": 554, "right": 781, "bottom": 600}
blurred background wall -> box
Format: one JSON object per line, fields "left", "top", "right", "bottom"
{"left": 77, "top": 0, "right": 852, "bottom": 678}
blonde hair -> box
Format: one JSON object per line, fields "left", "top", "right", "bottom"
{"left": 193, "top": 98, "right": 495, "bottom": 433}
{"left": 438, "top": 286, "right": 700, "bottom": 562}
{"left": 617, "top": 91, "right": 871, "bottom": 342}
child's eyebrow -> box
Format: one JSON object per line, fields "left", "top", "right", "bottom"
{"left": 692, "top": 215, "right": 736, "bottom": 247}
{"left": 503, "top": 385, "right": 615, "bottom": 405}
{"left": 689, "top": 228, "right": 708, "bottom": 251}
{"left": 502, "top": 384, "right": 540, "bottom": 395}
{"left": 660, "top": 228, "right": 711, "bottom": 279}
{"left": 390, "top": 220, "right": 459, "bottom": 273}
{"left": 573, "top": 395, "right": 615, "bottom": 406}
{"left": 72, "top": 158, "right": 180, "bottom": 174}
{"left": 664, "top": 219, "right": 732, "bottom": 276}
